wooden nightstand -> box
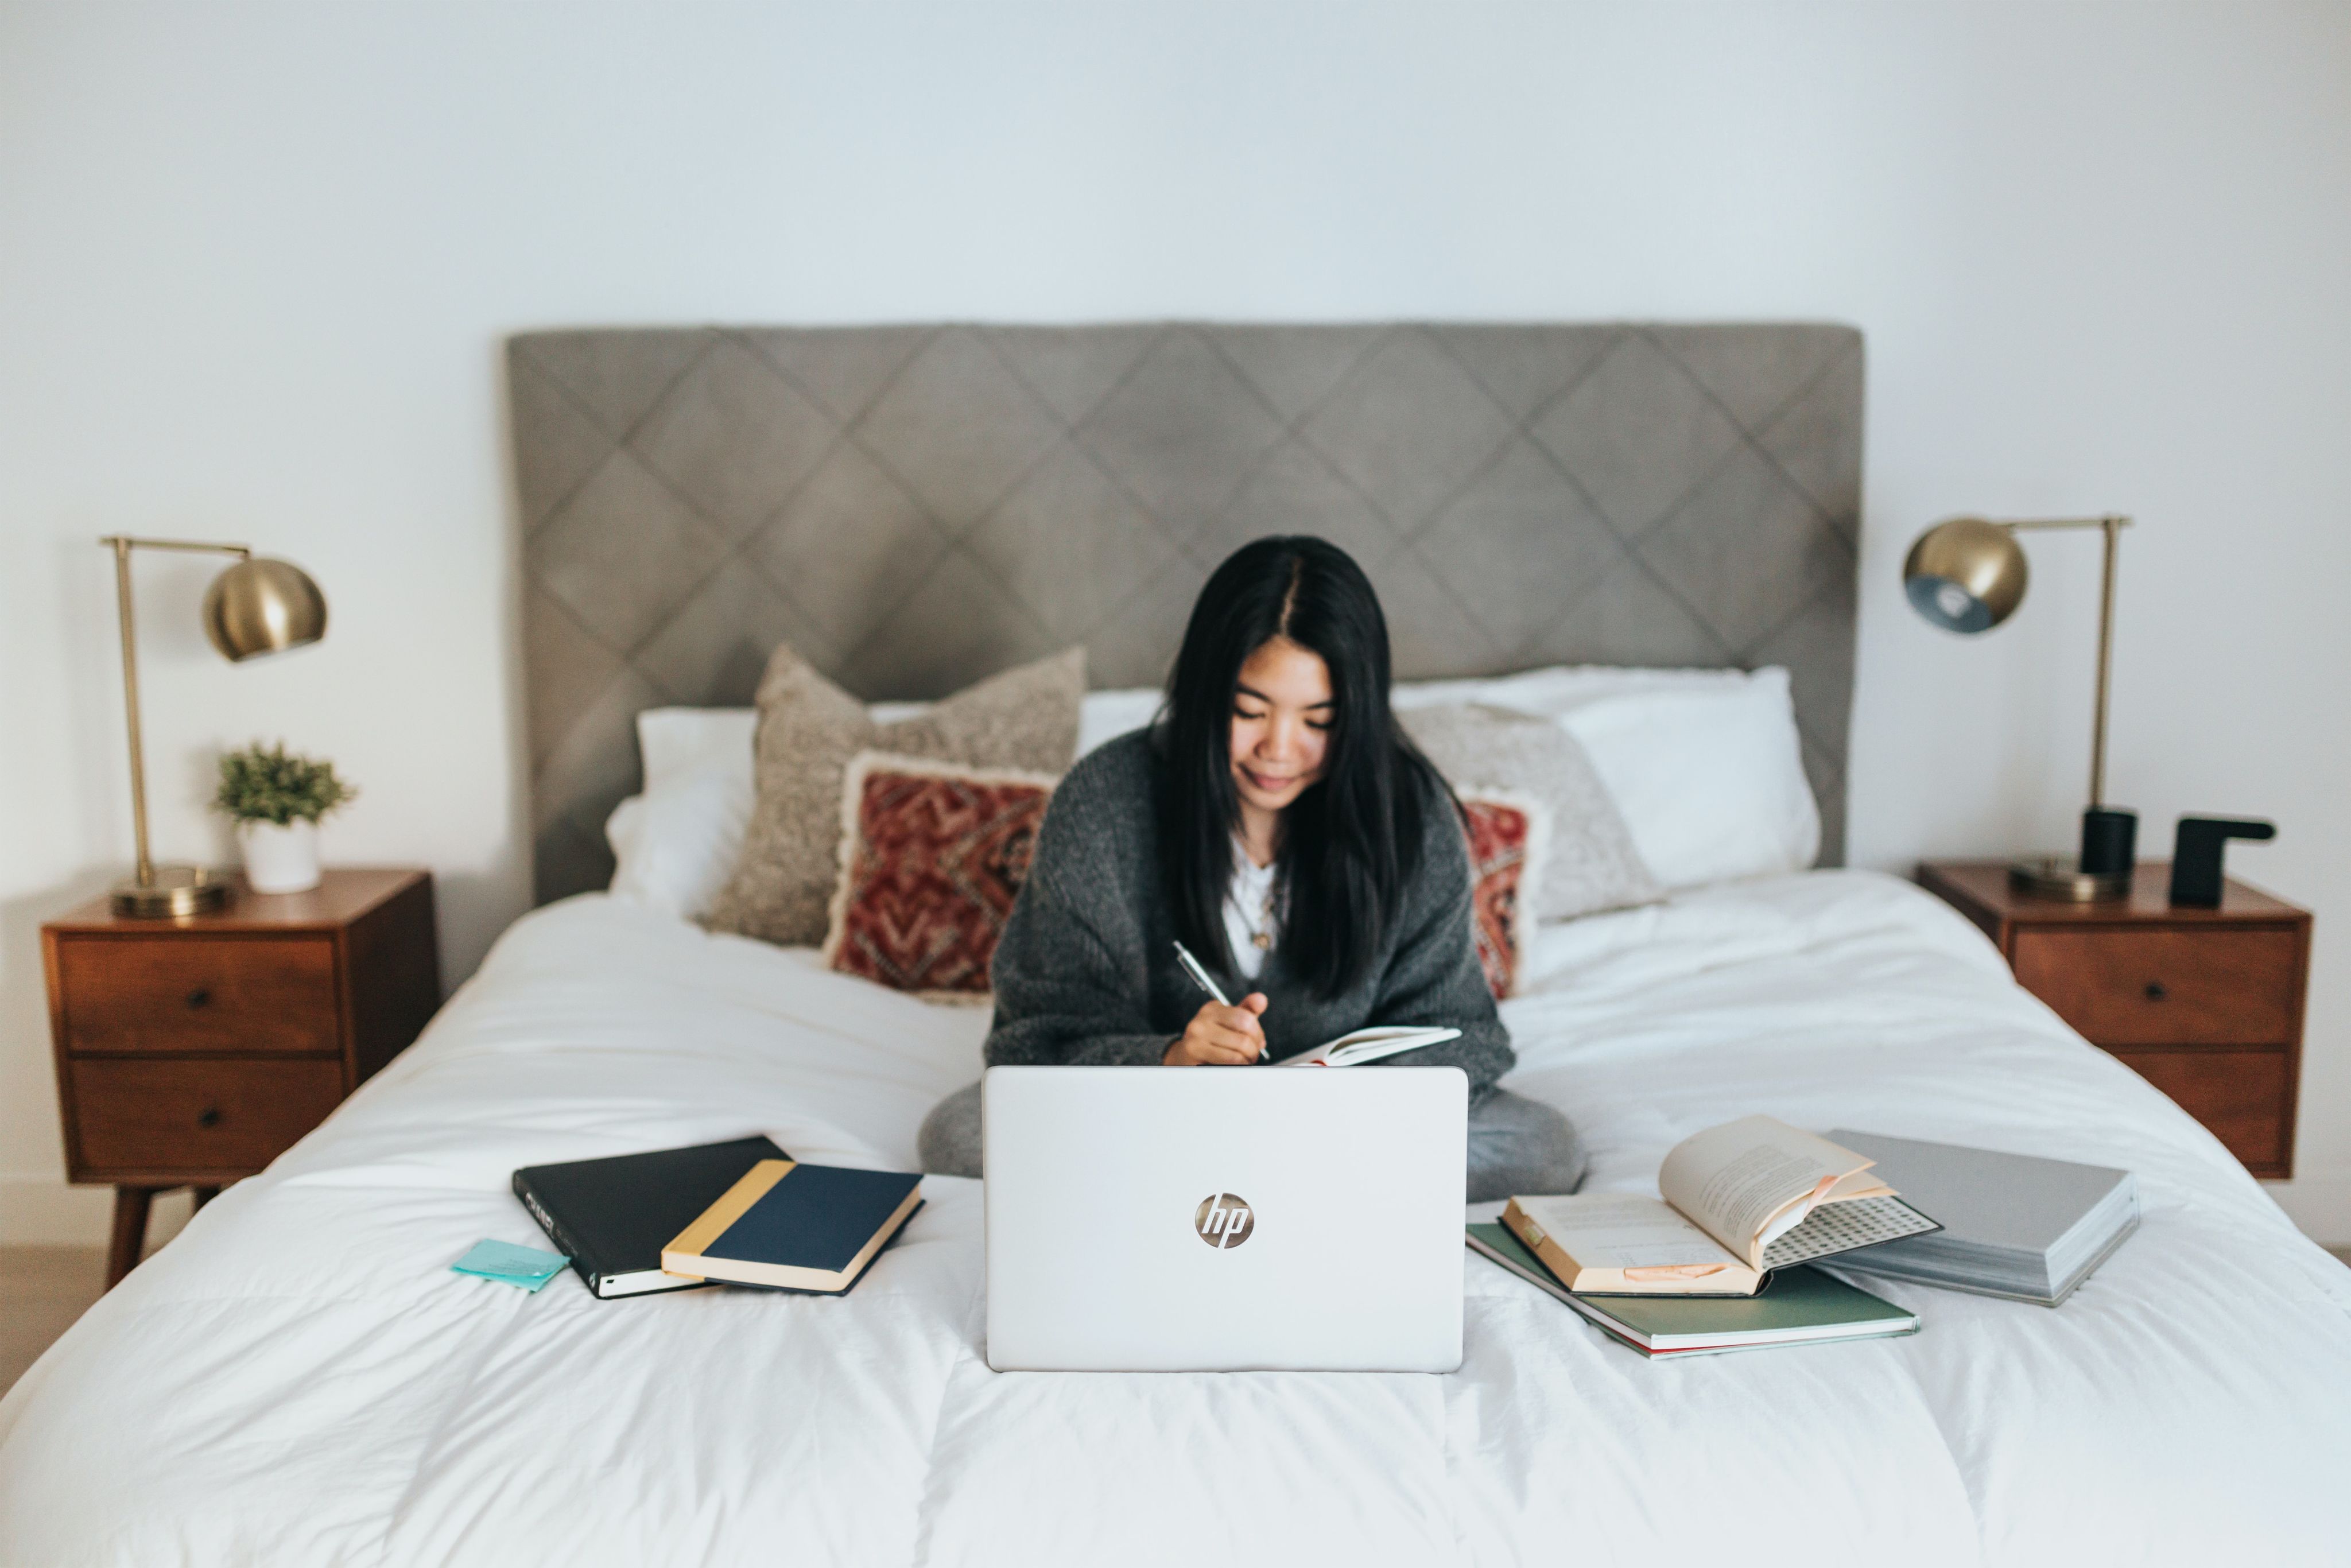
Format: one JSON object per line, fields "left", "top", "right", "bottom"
{"left": 42, "top": 868, "right": 440, "bottom": 1286}
{"left": 1919, "top": 860, "right": 2311, "bottom": 1178}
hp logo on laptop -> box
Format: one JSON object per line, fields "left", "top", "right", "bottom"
{"left": 1194, "top": 1193, "right": 1255, "bottom": 1249}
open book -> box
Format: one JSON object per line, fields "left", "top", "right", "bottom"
{"left": 1502, "top": 1115, "right": 1941, "bottom": 1296}
{"left": 1278, "top": 1026, "right": 1460, "bottom": 1068}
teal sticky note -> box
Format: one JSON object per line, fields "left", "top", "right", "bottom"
{"left": 451, "top": 1239, "right": 569, "bottom": 1292}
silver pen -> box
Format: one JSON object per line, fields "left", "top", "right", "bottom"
{"left": 1171, "top": 940, "right": 1231, "bottom": 1006}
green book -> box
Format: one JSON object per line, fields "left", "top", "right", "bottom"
{"left": 1468, "top": 1224, "right": 1918, "bottom": 1357}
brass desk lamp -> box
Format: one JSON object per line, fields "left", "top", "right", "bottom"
{"left": 1902, "top": 514, "right": 2136, "bottom": 901}
{"left": 100, "top": 536, "right": 328, "bottom": 917}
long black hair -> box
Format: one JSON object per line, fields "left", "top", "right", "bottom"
{"left": 1157, "top": 535, "right": 1448, "bottom": 998}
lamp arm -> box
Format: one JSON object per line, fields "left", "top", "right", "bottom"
{"left": 98, "top": 535, "right": 256, "bottom": 888}
{"left": 106, "top": 539, "right": 153, "bottom": 886}
{"left": 1984, "top": 516, "right": 2132, "bottom": 807}
{"left": 98, "top": 535, "right": 253, "bottom": 558}
{"left": 2001, "top": 515, "right": 2133, "bottom": 534}
{"left": 2089, "top": 516, "right": 2122, "bottom": 808}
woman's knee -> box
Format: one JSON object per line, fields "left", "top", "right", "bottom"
{"left": 1465, "top": 1088, "right": 1586, "bottom": 1204}
{"left": 917, "top": 1081, "right": 985, "bottom": 1178}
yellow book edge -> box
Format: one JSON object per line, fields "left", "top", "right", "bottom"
{"left": 1500, "top": 1196, "right": 1765, "bottom": 1297}
{"left": 660, "top": 1159, "right": 923, "bottom": 1293}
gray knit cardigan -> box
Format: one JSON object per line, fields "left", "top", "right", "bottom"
{"left": 983, "top": 729, "right": 1515, "bottom": 1090}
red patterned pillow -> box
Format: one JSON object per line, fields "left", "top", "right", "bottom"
{"left": 1458, "top": 791, "right": 1551, "bottom": 1001}
{"left": 822, "top": 752, "right": 1058, "bottom": 1000}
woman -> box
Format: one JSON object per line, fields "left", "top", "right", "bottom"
{"left": 917, "top": 535, "right": 1586, "bottom": 1202}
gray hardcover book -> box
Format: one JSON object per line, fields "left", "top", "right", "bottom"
{"left": 1824, "top": 1131, "right": 2139, "bottom": 1306}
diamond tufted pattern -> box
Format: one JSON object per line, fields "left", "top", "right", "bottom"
{"left": 512, "top": 322, "right": 1862, "bottom": 903}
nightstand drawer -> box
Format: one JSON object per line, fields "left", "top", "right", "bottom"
{"left": 54, "top": 936, "right": 338, "bottom": 1054}
{"left": 2011, "top": 928, "right": 2299, "bottom": 1046}
{"left": 68, "top": 1057, "right": 345, "bottom": 1174}
{"left": 2108, "top": 1047, "right": 2291, "bottom": 1175}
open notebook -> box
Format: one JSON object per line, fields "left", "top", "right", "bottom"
{"left": 1504, "top": 1115, "right": 1941, "bottom": 1296}
{"left": 1278, "top": 1026, "right": 1459, "bottom": 1068}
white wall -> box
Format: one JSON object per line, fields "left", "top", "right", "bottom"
{"left": 5, "top": 2, "right": 2346, "bottom": 1241}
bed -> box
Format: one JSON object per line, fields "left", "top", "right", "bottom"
{"left": 5, "top": 323, "right": 2348, "bottom": 1565}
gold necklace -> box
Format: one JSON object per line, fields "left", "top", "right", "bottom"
{"left": 1239, "top": 867, "right": 1278, "bottom": 951}
{"left": 1236, "top": 833, "right": 1280, "bottom": 952}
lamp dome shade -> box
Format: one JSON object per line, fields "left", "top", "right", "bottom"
{"left": 203, "top": 557, "right": 328, "bottom": 660}
{"left": 1902, "top": 517, "right": 2027, "bottom": 634}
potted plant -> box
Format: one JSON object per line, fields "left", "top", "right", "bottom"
{"left": 213, "top": 742, "right": 356, "bottom": 894}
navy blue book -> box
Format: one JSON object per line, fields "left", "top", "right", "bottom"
{"left": 661, "top": 1160, "right": 924, "bottom": 1295}
{"left": 512, "top": 1135, "right": 785, "bottom": 1299}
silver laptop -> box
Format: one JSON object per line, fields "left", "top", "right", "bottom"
{"left": 983, "top": 1065, "right": 1467, "bottom": 1372}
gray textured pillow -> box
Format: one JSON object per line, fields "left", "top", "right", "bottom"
{"left": 1402, "top": 702, "right": 1663, "bottom": 921}
{"left": 704, "top": 643, "right": 1084, "bottom": 947}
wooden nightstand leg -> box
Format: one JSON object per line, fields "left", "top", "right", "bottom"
{"left": 191, "top": 1185, "right": 219, "bottom": 1211}
{"left": 106, "top": 1186, "right": 154, "bottom": 1288}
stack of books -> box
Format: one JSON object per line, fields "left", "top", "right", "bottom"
{"left": 1471, "top": 1115, "right": 1930, "bottom": 1357}
{"left": 1475, "top": 1117, "right": 2145, "bottom": 1354}
{"left": 1467, "top": 1223, "right": 1919, "bottom": 1357}
{"left": 513, "top": 1136, "right": 923, "bottom": 1301}
{"left": 1823, "top": 1131, "right": 2139, "bottom": 1306}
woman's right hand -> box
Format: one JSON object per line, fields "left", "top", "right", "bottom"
{"left": 1165, "top": 994, "right": 1270, "bottom": 1065}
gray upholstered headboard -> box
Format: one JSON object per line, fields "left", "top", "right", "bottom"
{"left": 511, "top": 322, "right": 1861, "bottom": 903}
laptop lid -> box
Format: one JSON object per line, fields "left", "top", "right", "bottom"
{"left": 983, "top": 1066, "right": 1467, "bottom": 1373}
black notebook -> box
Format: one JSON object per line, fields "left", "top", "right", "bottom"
{"left": 513, "top": 1135, "right": 785, "bottom": 1299}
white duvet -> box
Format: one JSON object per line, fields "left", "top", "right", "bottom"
{"left": 3, "top": 871, "right": 2348, "bottom": 1566}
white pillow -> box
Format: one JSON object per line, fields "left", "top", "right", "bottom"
{"left": 1395, "top": 663, "right": 1816, "bottom": 890}
{"left": 1390, "top": 662, "right": 1751, "bottom": 717}
{"left": 1076, "top": 688, "right": 1162, "bottom": 756}
{"left": 604, "top": 761, "right": 754, "bottom": 918}
{"left": 636, "top": 708, "right": 756, "bottom": 795}
{"left": 1549, "top": 669, "right": 1818, "bottom": 889}
{"left": 607, "top": 693, "right": 1163, "bottom": 916}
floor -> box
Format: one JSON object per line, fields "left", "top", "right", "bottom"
{"left": 3, "top": 1188, "right": 195, "bottom": 1398}
{"left": 7, "top": 1240, "right": 2351, "bottom": 1402}
{"left": 2, "top": 1246, "right": 110, "bottom": 1398}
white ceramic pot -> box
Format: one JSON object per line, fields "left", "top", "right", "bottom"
{"left": 239, "top": 818, "right": 321, "bottom": 894}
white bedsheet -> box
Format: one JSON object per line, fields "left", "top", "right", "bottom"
{"left": 3, "top": 871, "right": 2347, "bottom": 1565}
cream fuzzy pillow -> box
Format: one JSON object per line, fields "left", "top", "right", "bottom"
{"left": 703, "top": 643, "right": 1083, "bottom": 947}
{"left": 1402, "top": 703, "right": 1662, "bottom": 922}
